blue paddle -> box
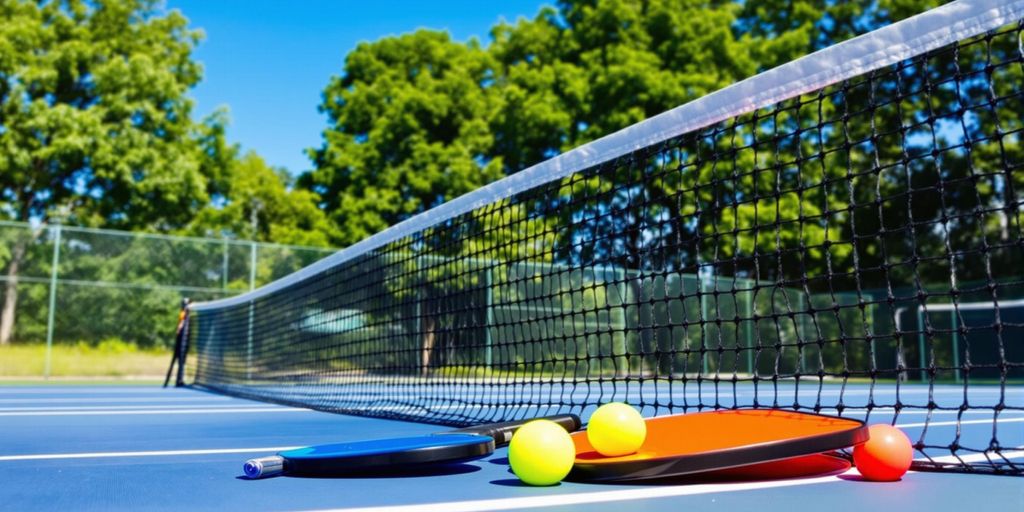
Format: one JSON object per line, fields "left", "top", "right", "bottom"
{"left": 243, "top": 414, "right": 581, "bottom": 478}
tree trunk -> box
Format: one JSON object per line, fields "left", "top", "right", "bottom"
{"left": 0, "top": 239, "right": 28, "bottom": 345}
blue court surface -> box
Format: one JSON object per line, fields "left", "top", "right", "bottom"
{"left": 1, "top": 385, "right": 1021, "bottom": 511}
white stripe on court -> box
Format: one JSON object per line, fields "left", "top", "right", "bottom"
{"left": 846, "top": 410, "right": 1024, "bottom": 416}
{"left": 924, "top": 450, "right": 1024, "bottom": 464}
{"left": 0, "top": 407, "right": 309, "bottom": 417}
{"left": 0, "top": 404, "right": 272, "bottom": 412}
{"left": 0, "top": 446, "right": 302, "bottom": 461}
{"left": 0, "top": 397, "right": 232, "bottom": 404}
{"left": 310, "top": 473, "right": 852, "bottom": 512}
{"left": 0, "top": 388, "right": 175, "bottom": 394}
{"left": 897, "top": 417, "right": 1024, "bottom": 429}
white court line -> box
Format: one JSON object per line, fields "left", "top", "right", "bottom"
{"left": 840, "top": 409, "right": 1024, "bottom": 415}
{"left": 0, "top": 407, "right": 309, "bottom": 417}
{"left": 0, "top": 446, "right": 302, "bottom": 461}
{"left": 310, "top": 474, "right": 852, "bottom": 512}
{"left": 925, "top": 450, "right": 1024, "bottom": 465}
{"left": 0, "top": 404, "right": 272, "bottom": 412}
{"left": 0, "top": 397, "right": 232, "bottom": 404}
{"left": 0, "top": 388, "right": 176, "bottom": 394}
{"left": 897, "top": 417, "right": 1024, "bottom": 428}
{"left": 306, "top": 451, "right": 1024, "bottom": 512}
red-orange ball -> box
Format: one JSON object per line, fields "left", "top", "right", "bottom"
{"left": 853, "top": 424, "right": 914, "bottom": 481}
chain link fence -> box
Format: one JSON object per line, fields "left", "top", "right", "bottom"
{"left": 0, "top": 220, "right": 335, "bottom": 377}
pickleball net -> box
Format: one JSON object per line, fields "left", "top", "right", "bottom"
{"left": 179, "top": 1, "right": 1024, "bottom": 475}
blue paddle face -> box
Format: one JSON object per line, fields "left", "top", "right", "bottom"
{"left": 242, "top": 414, "right": 582, "bottom": 478}
{"left": 275, "top": 433, "right": 495, "bottom": 475}
{"left": 279, "top": 434, "right": 490, "bottom": 461}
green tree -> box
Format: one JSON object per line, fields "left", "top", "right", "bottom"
{"left": 188, "top": 151, "right": 336, "bottom": 248}
{"left": 0, "top": 0, "right": 229, "bottom": 344}
{"left": 303, "top": 30, "right": 504, "bottom": 247}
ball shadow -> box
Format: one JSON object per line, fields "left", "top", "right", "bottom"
{"left": 838, "top": 474, "right": 901, "bottom": 483}
{"left": 491, "top": 478, "right": 561, "bottom": 488}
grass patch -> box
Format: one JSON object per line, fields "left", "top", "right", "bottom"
{"left": 0, "top": 340, "right": 171, "bottom": 379}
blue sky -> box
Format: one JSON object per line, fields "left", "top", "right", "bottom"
{"left": 163, "top": 1, "right": 549, "bottom": 175}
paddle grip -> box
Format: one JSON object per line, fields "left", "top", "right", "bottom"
{"left": 448, "top": 414, "right": 581, "bottom": 447}
{"left": 243, "top": 455, "right": 285, "bottom": 479}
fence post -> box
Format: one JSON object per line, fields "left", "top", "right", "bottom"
{"left": 44, "top": 223, "right": 62, "bottom": 379}
{"left": 247, "top": 241, "right": 256, "bottom": 381}
{"left": 222, "top": 239, "right": 229, "bottom": 289}
{"left": 249, "top": 241, "right": 257, "bottom": 291}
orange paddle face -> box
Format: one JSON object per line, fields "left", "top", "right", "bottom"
{"left": 569, "top": 409, "right": 866, "bottom": 482}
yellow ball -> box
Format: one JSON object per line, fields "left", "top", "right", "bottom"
{"left": 587, "top": 403, "right": 646, "bottom": 456}
{"left": 508, "top": 419, "right": 575, "bottom": 486}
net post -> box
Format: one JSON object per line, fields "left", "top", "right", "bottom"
{"left": 43, "top": 223, "right": 61, "bottom": 380}
{"left": 222, "top": 239, "right": 229, "bottom": 289}
{"left": 248, "top": 241, "right": 257, "bottom": 291}
{"left": 174, "top": 298, "right": 191, "bottom": 387}
{"left": 247, "top": 241, "right": 256, "bottom": 381}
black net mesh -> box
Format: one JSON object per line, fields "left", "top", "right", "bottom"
{"left": 185, "top": 20, "right": 1024, "bottom": 475}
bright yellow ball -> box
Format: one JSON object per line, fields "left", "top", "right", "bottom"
{"left": 508, "top": 419, "right": 575, "bottom": 486}
{"left": 587, "top": 403, "right": 646, "bottom": 456}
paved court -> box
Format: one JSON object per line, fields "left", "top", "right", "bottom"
{"left": 0, "top": 386, "right": 1021, "bottom": 511}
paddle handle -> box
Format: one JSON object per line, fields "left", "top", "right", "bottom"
{"left": 448, "top": 414, "right": 581, "bottom": 447}
{"left": 243, "top": 455, "right": 285, "bottom": 479}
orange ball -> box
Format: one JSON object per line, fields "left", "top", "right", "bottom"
{"left": 853, "top": 424, "right": 914, "bottom": 481}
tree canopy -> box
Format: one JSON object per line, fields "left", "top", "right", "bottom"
{"left": 188, "top": 151, "right": 336, "bottom": 247}
{"left": 0, "top": 0, "right": 226, "bottom": 229}
{"left": 306, "top": 0, "right": 944, "bottom": 249}
{"left": 0, "top": 0, "right": 321, "bottom": 345}
{"left": 303, "top": 31, "right": 505, "bottom": 246}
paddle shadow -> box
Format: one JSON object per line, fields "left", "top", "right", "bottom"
{"left": 239, "top": 463, "right": 482, "bottom": 480}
